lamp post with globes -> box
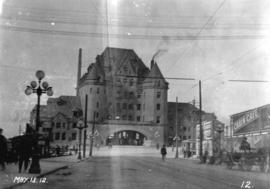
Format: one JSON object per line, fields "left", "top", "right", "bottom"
{"left": 25, "top": 70, "right": 53, "bottom": 174}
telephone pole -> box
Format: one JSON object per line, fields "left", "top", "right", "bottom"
{"left": 175, "top": 97, "right": 179, "bottom": 158}
{"left": 89, "top": 111, "right": 96, "bottom": 157}
{"left": 83, "top": 94, "right": 88, "bottom": 158}
{"left": 199, "top": 80, "right": 203, "bottom": 159}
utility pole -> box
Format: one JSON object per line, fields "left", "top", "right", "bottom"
{"left": 83, "top": 94, "right": 88, "bottom": 158}
{"left": 175, "top": 97, "right": 179, "bottom": 158}
{"left": 89, "top": 111, "right": 96, "bottom": 157}
{"left": 199, "top": 80, "right": 203, "bottom": 159}
{"left": 19, "top": 125, "right": 22, "bottom": 135}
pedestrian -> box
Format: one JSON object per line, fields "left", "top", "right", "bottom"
{"left": 156, "top": 143, "right": 160, "bottom": 150}
{"left": 0, "top": 128, "right": 7, "bottom": 170}
{"left": 56, "top": 145, "right": 60, "bottom": 156}
{"left": 16, "top": 134, "right": 33, "bottom": 173}
{"left": 160, "top": 144, "right": 167, "bottom": 162}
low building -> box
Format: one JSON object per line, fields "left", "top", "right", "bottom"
{"left": 228, "top": 104, "right": 270, "bottom": 152}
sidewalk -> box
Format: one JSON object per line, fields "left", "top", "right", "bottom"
{"left": 0, "top": 155, "right": 80, "bottom": 189}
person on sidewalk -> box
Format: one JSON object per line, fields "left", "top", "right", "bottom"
{"left": 16, "top": 134, "right": 33, "bottom": 173}
{"left": 160, "top": 145, "right": 167, "bottom": 162}
{"left": 0, "top": 128, "right": 7, "bottom": 170}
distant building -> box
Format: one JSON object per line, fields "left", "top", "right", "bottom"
{"left": 166, "top": 102, "right": 224, "bottom": 156}
{"left": 30, "top": 96, "right": 81, "bottom": 148}
{"left": 78, "top": 47, "right": 168, "bottom": 146}
{"left": 195, "top": 114, "right": 224, "bottom": 156}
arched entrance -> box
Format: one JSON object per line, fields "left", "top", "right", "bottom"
{"left": 106, "top": 130, "right": 146, "bottom": 146}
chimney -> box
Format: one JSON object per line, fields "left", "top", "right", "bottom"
{"left": 76, "top": 48, "right": 82, "bottom": 96}
{"left": 151, "top": 59, "right": 155, "bottom": 69}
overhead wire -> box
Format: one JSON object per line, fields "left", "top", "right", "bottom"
{"left": 164, "top": 0, "right": 227, "bottom": 73}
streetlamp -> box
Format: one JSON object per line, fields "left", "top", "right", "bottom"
{"left": 25, "top": 70, "right": 53, "bottom": 173}
{"left": 76, "top": 120, "right": 84, "bottom": 159}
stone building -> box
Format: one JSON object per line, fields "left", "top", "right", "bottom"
{"left": 78, "top": 47, "right": 168, "bottom": 146}
{"left": 30, "top": 96, "right": 81, "bottom": 148}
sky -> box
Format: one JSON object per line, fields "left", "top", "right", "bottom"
{"left": 0, "top": 0, "right": 270, "bottom": 137}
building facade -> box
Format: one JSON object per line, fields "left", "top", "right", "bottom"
{"left": 30, "top": 96, "right": 81, "bottom": 149}
{"left": 78, "top": 47, "right": 168, "bottom": 146}
{"left": 227, "top": 104, "right": 270, "bottom": 152}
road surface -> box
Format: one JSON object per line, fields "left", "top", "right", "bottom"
{"left": 16, "top": 155, "right": 270, "bottom": 189}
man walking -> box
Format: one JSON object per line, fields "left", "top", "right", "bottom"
{"left": 16, "top": 134, "right": 33, "bottom": 173}
{"left": 0, "top": 128, "right": 7, "bottom": 170}
{"left": 160, "top": 144, "right": 167, "bottom": 162}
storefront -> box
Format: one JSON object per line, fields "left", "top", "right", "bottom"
{"left": 196, "top": 120, "right": 224, "bottom": 157}
{"left": 230, "top": 104, "right": 270, "bottom": 151}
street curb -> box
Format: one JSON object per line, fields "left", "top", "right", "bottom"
{"left": 4, "top": 165, "right": 68, "bottom": 189}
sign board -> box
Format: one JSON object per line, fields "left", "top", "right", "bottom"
{"left": 231, "top": 104, "right": 270, "bottom": 135}
{"left": 233, "top": 109, "right": 258, "bottom": 133}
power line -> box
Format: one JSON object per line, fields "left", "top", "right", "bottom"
{"left": 165, "top": 0, "right": 227, "bottom": 73}
{"left": 3, "top": 15, "right": 269, "bottom": 31}
{"left": 116, "top": 74, "right": 195, "bottom": 81}
{"left": 228, "top": 79, "right": 269, "bottom": 83}
{"left": 1, "top": 25, "right": 268, "bottom": 40}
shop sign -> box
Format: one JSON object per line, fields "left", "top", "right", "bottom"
{"left": 233, "top": 109, "right": 258, "bottom": 133}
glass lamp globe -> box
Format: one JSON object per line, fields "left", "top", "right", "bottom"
{"left": 46, "top": 88, "right": 53, "bottom": 96}
{"left": 42, "top": 81, "right": 49, "bottom": 89}
{"left": 35, "top": 70, "right": 45, "bottom": 80}
{"left": 30, "top": 81, "right": 37, "bottom": 88}
{"left": 25, "top": 86, "right": 32, "bottom": 95}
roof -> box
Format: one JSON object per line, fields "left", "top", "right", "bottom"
{"left": 145, "top": 63, "right": 166, "bottom": 82}
{"left": 46, "top": 96, "right": 81, "bottom": 118}
{"left": 80, "top": 47, "right": 151, "bottom": 84}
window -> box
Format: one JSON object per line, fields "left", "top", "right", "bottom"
{"left": 56, "top": 122, "right": 61, "bottom": 128}
{"left": 96, "top": 102, "right": 99, "bottom": 108}
{"left": 72, "top": 133, "right": 77, "bottom": 140}
{"left": 129, "top": 92, "right": 134, "bottom": 98}
{"left": 157, "top": 104, "right": 161, "bottom": 110}
{"left": 137, "top": 92, "right": 141, "bottom": 98}
{"left": 62, "top": 123, "right": 66, "bottom": 129}
{"left": 183, "top": 135, "right": 187, "bottom": 140}
{"left": 183, "top": 127, "right": 187, "bottom": 131}
{"left": 129, "top": 79, "right": 133, "bottom": 86}
{"left": 157, "top": 92, "right": 161, "bottom": 98}
{"left": 122, "top": 103, "right": 127, "bottom": 110}
{"left": 124, "top": 91, "right": 128, "bottom": 98}
{"left": 188, "top": 136, "right": 191, "bottom": 139}
{"left": 96, "top": 112, "right": 99, "bottom": 118}
{"left": 137, "top": 104, "right": 141, "bottom": 111}
{"left": 188, "top": 128, "right": 191, "bottom": 132}
{"left": 128, "top": 115, "right": 133, "bottom": 121}
{"left": 137, "top": 116, "right": 141, "bottom": 122}
{"left": 122, "top": 115, "right": 127, "bottom": 120}
{"left": 157, "top": 80, "right": 161, "bottom": 87}
{"left": 97, "top": 88, "right": 99, "bottom": 94}
{"left": 62, "top": 132, "right": 66, "bottom": 140}
{"left": 72, "top": 122, "right": 76, "bottom": 128}
{"left": 52, "top": 122, "right": 55, "bottom": 128}
{"left": 123, "top": 66, "right": 128, "bottom": 72}
{"left": 90, "top": 88, "right": 92, "bottom": 93}
{"left": 55, "top": 133, "right": 60, "bottom": 140}
{"left": 156, "top": 116, "right": 160, "bottom": 123}
{"left": 128, "top": 104, "right": 133, "bottom": 110}
{"left": 116, "top": 103, "right": 121, "bottom": 111}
